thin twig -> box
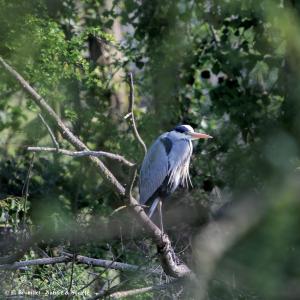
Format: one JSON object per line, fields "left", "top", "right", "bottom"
{"left": 33, "top": 246, "right": 66, "bottom": 279}
{"left": 85, "top": 249, "right": 164, "bottom": 300}
{"left": 38, "top": 113, "right": 59, "bottom": 149}
{"left": 125, "top": 166, "right": 137, "bottom": 198}
{"left": 127, "top": 72, "right": 147, "bottom": 156}
{"left": 27, "top": 147, "right": 134, "bottom": 167}
{"left": 21, "top": 154, "right": 35, "bottom": 231}
{"left": 109, "top": 205, "right": 127, "bottom": 217}
{"left": 62, "top": 252, "right": 161, "bottom": 274}
{"left": 0, "top": 256, "right": 71, "bottom": 270}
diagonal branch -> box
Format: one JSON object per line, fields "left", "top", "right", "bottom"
{"left": 64, "top": 252, "right": 160, "bottom": 274}
{"left": 0, "top": 56, "right": 192, "bottom": 279}
{"left": 0, "top": 56, "right": 124, "bottom": 193}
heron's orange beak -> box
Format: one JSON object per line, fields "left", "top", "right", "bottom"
{"left": 190, "top": 132, "right": 213, "bottom": 139}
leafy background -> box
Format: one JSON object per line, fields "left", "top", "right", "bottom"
{"left": 0, "top": 0, "right": 300, "bottom": 299}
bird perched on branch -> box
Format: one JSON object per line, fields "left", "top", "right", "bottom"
{"left": 139, "top": 124, "right": 212, "bottom": 231}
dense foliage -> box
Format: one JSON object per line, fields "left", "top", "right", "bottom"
{"left": 1, "top": 0, "right": 300, "bottom": 299}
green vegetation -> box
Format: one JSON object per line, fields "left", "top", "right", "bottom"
{"left": 1, "top": 0, "right": 300, "bottom": 299}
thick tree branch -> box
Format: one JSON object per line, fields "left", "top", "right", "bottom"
{"left": 0, "top": 56, "right": 124, "bottom": 193}
{"left": 0, "top": 56, "right": 192, "bottom": 279}
{"left": 27, "top": 147, "right": 134, "bottom": 167}
{"left": 64, "top": 252, "right": 160, "bottom": 274}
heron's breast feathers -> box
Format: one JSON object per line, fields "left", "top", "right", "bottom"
{"left": 167, "top": 157, "right": 192, "bottom": 191}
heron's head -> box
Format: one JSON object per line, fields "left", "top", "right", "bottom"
{"left": 173, "top": 124, "right": 212, "bottom": 140}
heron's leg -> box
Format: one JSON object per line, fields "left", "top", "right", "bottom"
{"left": 148, "top": 198, "right": 160, "bottom": 219}
{"left": 158, "top": 199, "right": 164, "bottom": 235}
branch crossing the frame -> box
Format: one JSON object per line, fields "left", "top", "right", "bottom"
{"left": 0, "top": 56, "right": 193, "bottom": 280}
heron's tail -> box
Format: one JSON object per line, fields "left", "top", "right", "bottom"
{"left": 148, "top": 197, "right": 160, "bottom": 218}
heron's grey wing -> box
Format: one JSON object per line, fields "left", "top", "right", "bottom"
{"left": 139, "top": 134, "right": 169, "bottom": 205}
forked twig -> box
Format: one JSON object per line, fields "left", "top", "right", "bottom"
{"left": 27, "top": 147, "right": 134, "bottom": 167}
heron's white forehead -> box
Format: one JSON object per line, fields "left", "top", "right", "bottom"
{"left": 182, "top": 125, "right": 194, "bottom": 132}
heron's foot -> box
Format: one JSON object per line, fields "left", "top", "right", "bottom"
{"left": 160, "top": 230, "right": 164, "bottom": 239}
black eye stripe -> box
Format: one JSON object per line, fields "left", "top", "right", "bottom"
{"left": 174, "top": 125, "right": 190, "bottom": 133}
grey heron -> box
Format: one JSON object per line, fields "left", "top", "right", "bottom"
{"left": 139, "top": 124, "right": 212, "bottom": 231}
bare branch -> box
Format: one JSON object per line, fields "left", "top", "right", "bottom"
{"left": 38, "top": 113, "right": 59, "bottom": 149}
{"left": 0, "top": 253, "right": 161, "bottom": 275}
{"left": 125, "top": 166, "right": 137, "bottom": 197}
{"left": 77, "top": 253, "right": 124, "bottom": 293}
{"left": 0, "top": 56, "right": 192, "bottom": 279}
{"left": 127, "top": 72, "right": 147, "bottom": 156}
{"left": 109, "top": 205, "right": 127, "bottom": 217}
{"left": 0, "top": 256, "right": 71, "bottom": 270}
{"left": 27, "top": 147, "right": 134, "bottom": 167}
{"left": 0, "top": 56, "right": 124, "bottom": 193}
